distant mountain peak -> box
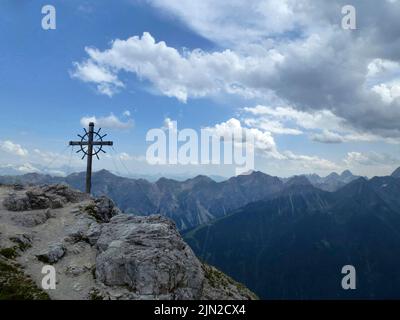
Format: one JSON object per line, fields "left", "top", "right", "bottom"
{"left": 285, "top": 175, "right": 312, "bottom": 187}
{"left": 336, "top": 176, "right": 370, "bottom": 196}
{"left": 391, "top": 167, "right": 400, "bottom": 178}
{"left": 326, "top": 172, "right": 340, "bottom": 178}
{"left": 191, "top": 174, "right": 213, "bottom": 182}
{"left": 182, "top": 175, "right": 214, "bottom": 186}
{"left": 340, "top": 170, "right": 353, "bottom": 178}
{"left": 239, "top": 170, "right": 255, "bottom": 176}
{"left": 96, "top": 169, "right": 112, "bottom": 174}
{"left": 94, "top": 169, "right": 118, "bottom": 178}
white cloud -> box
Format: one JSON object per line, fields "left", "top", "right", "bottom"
{"left": 242, "top": 105, "right": 397, "bottom": 144}
{"left": 119, "top": 152, "right": 132, "bottom": 161}
{"left": 204, "top": 118, "right": 283, "bottom": 160}
{"left": 367, "top": 59, "right": 400, "bottom": 78}
{"left": 117, "top": 152, "right": 146, "bottom": 162}
{"left": 71, "top": 0, "right": 400, "bottom": 142}
{"left": 205, "top": 118, "right": 339, "bottom": 172}
{"left": 80, "top": 113, "right": 133, "bottom": 129}
{"left": 71, "top": 60, "right": 124, "bottom": 97}
{"left": 0, "top": 140, "right": 29, "bottom": 157}
{"left": 342, "top": 151, "right": 400, "bottom": 176}
{"left": 162, "top": 117, "right": 176, "bottom": 131}
{"left": 283, "top": 150, "right": 339, "bottom": 171}
{"left": 372, "top": 81, "right": 400, "bottom": 104}
{"left": 243, "top": 105, "right": 346, "bottom": 132}
{"left": 243, "top": 117, "right": 302, "bottom": 135}
{"left": 144, "top": 0, "right": 308, "bottom": 46}
{"left": 72, "top": 32, "right": 282, "bottom": 102}
{"left": 311, "top": 130, "right": 345, "bottom": 144}
{"left": 17, "top": 163, "right": 40, "bottom": 173}
{"left": 71, "top": 27, "right": 400, "bottom": 137}
{"left": 366, "top": 59, "right": 400, "bottom": 104}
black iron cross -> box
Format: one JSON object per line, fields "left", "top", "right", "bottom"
{"left": 69, "top": 122, "right": 113, "bottom": 194}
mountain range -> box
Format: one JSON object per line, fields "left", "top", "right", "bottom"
{"left": 184, "top": 172, "right": 400, "bottom": 299}
{"left": 0, "top": 169, "right": 362, "bottom": 230}
{"left": 1, "top": 167, "right": 400, "bottom": 299}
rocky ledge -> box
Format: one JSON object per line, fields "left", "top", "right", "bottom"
{"left": 0, "top": 184, "right": 257, "bottom": 300}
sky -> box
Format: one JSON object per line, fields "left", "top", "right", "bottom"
{"left": 1, "top": 0, "right": 400, "bottom": 179}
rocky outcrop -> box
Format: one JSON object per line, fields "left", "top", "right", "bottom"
{"left": 83, "top": 196, "right": 120, "bottom": 223}
{"left": 36, "top": 242, "right": 66, "bottom": 264}
{"left": 0, "top": 184, "right": 257, "bottom": 300}
{"left": 3, "top": 184, "right": 88, "bottom": 211}
{"left": 10, "top": 209, "right": 53, "bottom": 227}
{"left": 95, "top": 215, "right": 205, "bottom": 299}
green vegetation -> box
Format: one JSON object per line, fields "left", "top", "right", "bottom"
{"left": 9, "top": 236, "right": 32, "bottom": 252}
{"left": 82, "top": 203, "right": 101, "bottom": 222}
{"left": 0, "top": 257, "right": 49, "bottom": 300}
{"left": 202, "top": 264, "right": 258, "bottom": 300}
{"left": 0, "top": 242, "right": 50, "bottom": 300}
{"left": 0, "top": 247, "right": 18, "bottom": 259}
{"left": 89, "top": 288, "right": 103, "bottom": 300}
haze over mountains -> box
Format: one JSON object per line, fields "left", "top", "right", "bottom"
{"left": 0, "top": 169, "right": 361, "bottom": 230}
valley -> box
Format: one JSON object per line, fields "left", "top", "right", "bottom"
{"left": 184, "top": 173, "right": 400, "bottom": 299}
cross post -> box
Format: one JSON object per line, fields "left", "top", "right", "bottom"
{"left": 69, "top": 122, "right": 113, "bottom": 194}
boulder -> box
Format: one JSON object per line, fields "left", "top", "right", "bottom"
{"left": 36, "top": 242, "right": 66, "bottom": 264}
{"left": 11, "top": 209, "right": 52, "bottom": 227}
{"left": 65, "top": 217, "right": 101, "bottom": 246}
{"left": 83, "top": 197, "right": 120, "bottom": 223}
{"left": 9, "top": 233, "right": 33, "bottom": 250}
{"left": 95, "top": 215, "right": 205, "bottom": 299}
{"left": 3, "top": 193, "right": 31, "bottom": 211}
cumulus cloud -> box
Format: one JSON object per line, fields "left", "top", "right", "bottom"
{"left": 242, "top": 105, "right": 345, "bottom": 132}
{"left": 80, "top": 113, "right": 134, "bottom": 129}
{"left": 344, "top": 151, "right": 399, "bottom": 167}
{"left": 311, "top": 130, "right": 345, "bottom": 144}
{"left": 71, "top": 27, "right": 400, "bottom": 137}
{"left": 283, "top": 151, "right": 339, "bottom": 171}
{"left": 144, "top": 0, "right": 312, "bottom": 46}
{"left": 69, "top": 0, "right": 400, "bottom": 153}
{"left": 75, "top": 0, "right": 400, "bottom": 138}
{"left": 372, "top": 81, "right": 400, "bottom": 104}
{"left": 0, "top": 140, "right": 29, "bottom": 157}
{"left": 71, "top": 60, "right": 124, "bottom": 97}
{"left": 71, "top": 32, "right": 284, "bottom": 102}
{"left": 204, "top": 118, "right": 339, "bottom": 171}
{"left": 242, "top": 105, "right": 398, "bottom": 144}
{"left": 203, "top": 118, "right": 282, "bottom": 159}
{"left": 17, "top": 163, "right": 40, "bottom": 173}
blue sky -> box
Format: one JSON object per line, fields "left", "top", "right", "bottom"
{"left": 1, "top": 0, "right": 400, "bottom": 178}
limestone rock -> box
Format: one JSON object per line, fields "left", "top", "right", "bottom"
{"left": 0, "top": 184, "right": 257, "bottom": 300}
{"left": 11, "top": 209, "right": 52, "bottom": 227}
{"left": 3, "top": 193, "right": 30, "bottom": 211}
{"left": 36, "top": 242, "right": 66, "bottom": 264}
{"left": 95, "top": 214, "right": 205, "bottom": 299}
{"left": 9, "top": 233, "right": 33, "bottom": 250}
{"left": 83, "top": 196, "right": 120, "bottom": 223}
{"left": 65, "top": 218, "right": 102, "bottom": 246}
{"left": 66, "top": 264, "right": 90, "bottom": 276}
{"left": 4, "top": 184, "right": 88, "bottom": 212}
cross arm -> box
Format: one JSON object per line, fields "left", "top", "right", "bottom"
{"left": 69, "top": 141, "right": 114, "bottom": 146}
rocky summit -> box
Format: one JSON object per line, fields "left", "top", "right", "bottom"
{"left": 0, "top": 184, "right": 257, "bottom": 300}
